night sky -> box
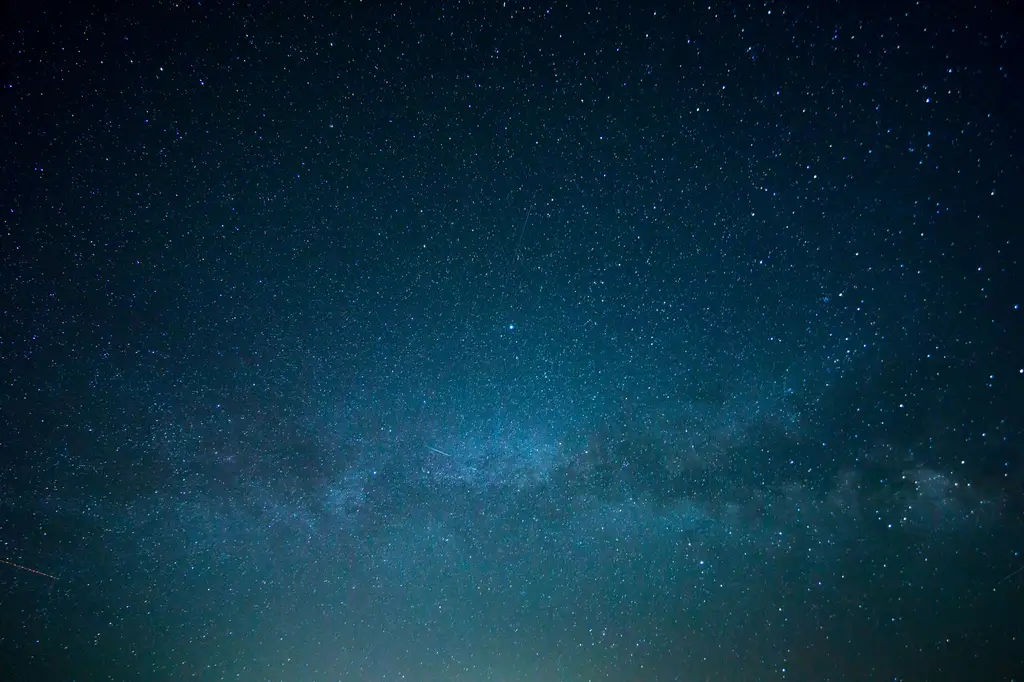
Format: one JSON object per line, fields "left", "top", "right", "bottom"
{"left": 2, "top": 1, "right": 1023, "bottom": 680}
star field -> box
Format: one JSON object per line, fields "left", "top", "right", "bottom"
{"left": 1, "top": 1, "right": 1022, "bottom": 681}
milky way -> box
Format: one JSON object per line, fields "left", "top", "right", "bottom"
{"left": 2, "top": 1, "right": 1022, "bottom": 680}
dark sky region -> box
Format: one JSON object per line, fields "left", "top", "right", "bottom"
{"left": 1, "top": 1, "right": 1022, "bottom": 680}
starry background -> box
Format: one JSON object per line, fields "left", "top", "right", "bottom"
{"left": 1, "top": 1, "right": 1023, "bottom": 680}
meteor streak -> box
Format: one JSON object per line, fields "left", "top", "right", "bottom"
{"left": 0, "top": 558, "right": 57, "bottom": 581}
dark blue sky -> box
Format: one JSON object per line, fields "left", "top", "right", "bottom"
{"left": 2, "top": 1, "right": 1022, "bottom": 680}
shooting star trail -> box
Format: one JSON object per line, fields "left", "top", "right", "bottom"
{"left": 426, "top": 445, "right": 454, "bottom": 458}
{"left": 1, "top": 558, "right": 58, "bottom": 581}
